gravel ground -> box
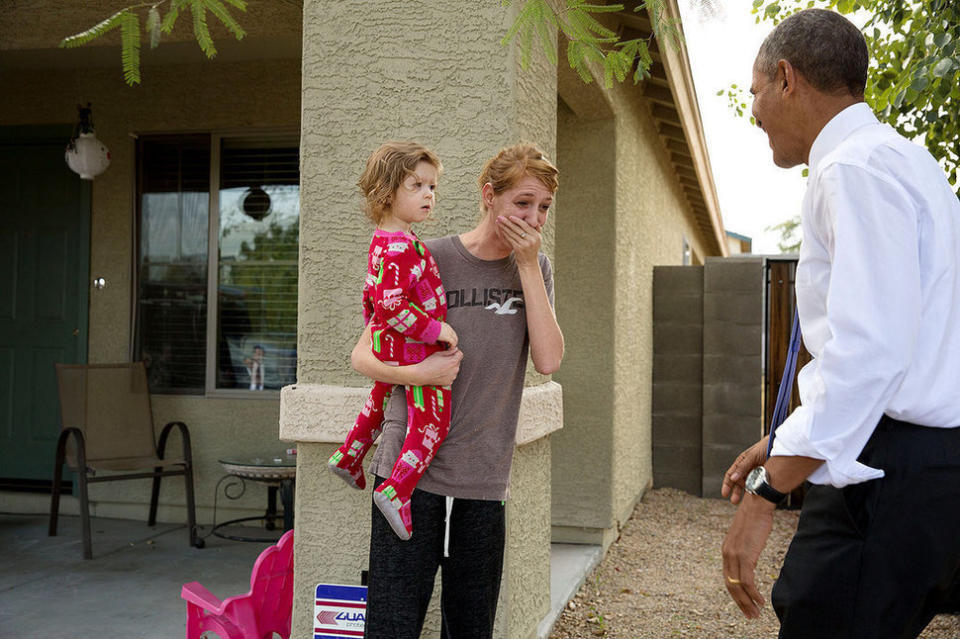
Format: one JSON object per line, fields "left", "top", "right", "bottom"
{"left": 549, "top": 488, "right": 960, "bottom": 638}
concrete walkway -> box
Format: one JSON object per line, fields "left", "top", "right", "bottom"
{"left": 0, "top": 511, "right": 600, "bottom": 638}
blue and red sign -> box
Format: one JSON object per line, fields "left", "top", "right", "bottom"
{"left": 315, "top": 583, "right": 367, "bottom": 639}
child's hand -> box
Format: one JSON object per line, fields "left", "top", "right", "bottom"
{"left": 438, "top": 322, "right": 459, "bottom": 349}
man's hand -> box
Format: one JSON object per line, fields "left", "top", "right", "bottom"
{"left": 721, "top": 436, "right": 769, "bottom": 505}
{"left": 722, "top": 494, "right": 775, "bottom": 619}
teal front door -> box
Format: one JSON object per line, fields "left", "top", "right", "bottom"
{"left": 0, "top": 126, "right": 90, "bottom": 484}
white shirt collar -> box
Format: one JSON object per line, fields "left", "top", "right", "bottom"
{"left": 807, "top": 102, "right": 878, "bottom": 175}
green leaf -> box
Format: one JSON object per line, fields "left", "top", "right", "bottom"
{"left": 191, "top": 0, "right": 217, "bottom": 58}
{"left": 161, "top": 0, "right": 191, "bottom": 34}
{"left": 577, "top": 3, "right": 625, "bottom": 14}
{"left": 536, "top": 14, "right": 558, "bottom": 65}
{"left": 204, "top": 0, "right": 246, "bottom": 41}
{"left": 146, "top": 6, "right": 161, "bottom": 49}
{"left": 716, "top": 89, "right": 725, "bottom": 96}
{"left": 60, "top": 9, "right": 125, "bottom": 48}
{"left": 764, "top": 3, "right": 781, "bottom": 18}
{"left": 910, "top": 74, "right": 930, "bottom": 91}
{"left": 120, "top": 10, "right": 141, "bottom": 85}
{"left": 933, "top": 57, "right": 954, "bottom": 77}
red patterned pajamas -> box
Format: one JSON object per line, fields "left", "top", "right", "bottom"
{"left": 329, "top": 229, "right": 450, "bottom": 539}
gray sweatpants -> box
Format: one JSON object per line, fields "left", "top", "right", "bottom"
{"left": 364, "top": 476, "right": 505, "bottom": 639}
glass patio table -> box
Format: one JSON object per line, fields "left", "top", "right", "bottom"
{"left": 211, "top": 452, "right": 296, "bottom": 542}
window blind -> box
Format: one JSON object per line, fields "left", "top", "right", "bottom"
{"left": 216, "top": 135, "right": 299, "bottom": 391}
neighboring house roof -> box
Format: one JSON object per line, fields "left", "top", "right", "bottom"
{"left": 726, "top": 230, "right": 752, "bottom": 242}
{"left": 617, "top": 0, "right": 728, "bottom": 257}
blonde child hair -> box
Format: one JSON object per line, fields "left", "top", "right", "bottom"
{"left": 358, "top": 141, "right": 443, "bottom": 225}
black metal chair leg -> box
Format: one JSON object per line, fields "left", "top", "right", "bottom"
{"left": 160, "top": 421, "right": 201, "bottom": 549}
{"left": 148, "top": 468, "right": 162, "bottom": 527}
{"left": 72, "top": 431, "right": 93, "bottom": 560}
{"left": 280, "top": 479, "right": 294, "bottom": 532}
{"left": 184, "top": 464, "right": 200, "bottom": 547}
{"left": 265, "top": 485, "right": 279, "bottom": 530}
{"left": 48, "top": 429, "right": 70, "bottom": 537}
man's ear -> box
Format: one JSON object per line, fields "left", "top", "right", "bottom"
{"left": 778, "top": 59, "right": 796, "bottom": 96}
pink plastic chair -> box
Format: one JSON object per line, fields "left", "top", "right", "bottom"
{"left": 181, "top": 530, "right": 294, "bottom": 639}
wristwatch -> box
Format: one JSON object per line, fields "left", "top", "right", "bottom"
{"left": 744, "top": 466, "right": 787, "bottom": 505}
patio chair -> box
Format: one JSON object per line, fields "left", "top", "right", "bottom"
{"left": 181, "top": 529, "right": 294, "bottom": 639}
{"left": 49, "top": 362, "right": 201, "bottom": 559}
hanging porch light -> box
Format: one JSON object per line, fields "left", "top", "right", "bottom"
{"left": 65, "top": 103, "right": 111, "bottom": 180}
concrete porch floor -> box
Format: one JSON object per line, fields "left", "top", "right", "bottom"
{"left": 0, "top": 510, "right": 600, "bottom": 638}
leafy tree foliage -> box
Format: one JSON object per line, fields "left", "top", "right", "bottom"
{"left": 767, "top": 217, "right": 802, "bottom": 253}
{"left": 60, "top": 0, "right": 248, "bottom": 86}
{"left": 756, "top": 0, "right": 960, "bottom": 191}
{"left": 754, "top": 0, "right": 960, "bottom": 251}
{"left": 64, "top": 1, "right": 680, "bottom": 89}
{"left": 502, "top": 1, "right": 680, "bottom": 87}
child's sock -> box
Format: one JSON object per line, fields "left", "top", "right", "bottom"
{"left": 373, "top": 483, "right": 412, "bottom": 540}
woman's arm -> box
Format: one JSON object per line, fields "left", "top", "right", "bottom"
{"left": 517, "top": 260, "right": 564, "bottom": 374}
{"left": 351, "top": 325, "right": 463, "bottom": 387}
{"left": 496, "top": 215, "right": 564, "bottom": 375}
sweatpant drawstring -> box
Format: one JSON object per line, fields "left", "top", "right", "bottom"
{"left": 443, "top": 496, "right": 454, "bottom": 558}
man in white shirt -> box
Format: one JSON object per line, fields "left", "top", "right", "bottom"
{"left": 720, "top": 9, "right": 960, "bottom": 637}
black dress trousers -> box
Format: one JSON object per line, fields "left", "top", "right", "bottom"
{"left": 772, "top": 416, "right": 960, "bottom": 639}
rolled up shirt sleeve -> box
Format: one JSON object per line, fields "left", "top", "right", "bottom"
{"left": 770, "top": 162, "right": 923, "bottom": 487}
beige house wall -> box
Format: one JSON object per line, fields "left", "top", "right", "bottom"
{"left": 0, "top": 46, "right": 301, "bottom": 521}
{"left": 552, "top": 62, "right": 712, "bottom": 547}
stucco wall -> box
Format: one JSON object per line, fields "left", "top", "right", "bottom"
{"left": 297, "top": 1, "right": 556, "bottom": 386}
{"left": 553, "top": 98, "right": 617, "bottom": 533}
{"left": 553, "top": 63, "right": 712, "bottom": 545}
{"left": 0, "top": 52, "right": 301, "bottom": 521}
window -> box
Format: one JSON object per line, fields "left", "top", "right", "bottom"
{"left": 135, "top": 132, "right": 299, "bottom": 395}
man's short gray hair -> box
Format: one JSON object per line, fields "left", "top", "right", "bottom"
{"left": 756, "top": 9, "right": 868, "bottom": 97}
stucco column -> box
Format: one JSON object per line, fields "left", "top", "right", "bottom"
{"left": 283, "top": 2, "right": 560, "bottom": 637}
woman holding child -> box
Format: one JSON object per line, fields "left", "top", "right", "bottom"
{"left": 341, "top": 141, "right": 563, "bottom": 638}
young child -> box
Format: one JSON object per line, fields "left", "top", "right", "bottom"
{"left": 328, "top": 141, "right": 457, "bottom": 540}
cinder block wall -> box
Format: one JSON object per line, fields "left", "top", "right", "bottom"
{"left": 652, "top": 266, "right": 704, "bottom": 496}
{"left": 700, "top": 257, "right": 763, "bottom": 497}
{"left": 651, "top": 259, "right": 764, "bottom": 498}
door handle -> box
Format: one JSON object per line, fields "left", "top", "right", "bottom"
{"left": 72, "top": 328, "right": 80, "bottom": 336}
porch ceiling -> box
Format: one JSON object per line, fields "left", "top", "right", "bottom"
{"left": 0, "top": 37, "right": 301, "bottom": 71}
{"left": 617, "top": 0, "right": 728, "bottom": 257}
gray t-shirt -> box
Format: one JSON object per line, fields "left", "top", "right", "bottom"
{"left": 369, "top": 234, "right": 554, "bottom": 500}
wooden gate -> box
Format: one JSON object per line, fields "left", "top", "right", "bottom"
{"left": 764, "top": 258, "right": 811, "bottom": 507}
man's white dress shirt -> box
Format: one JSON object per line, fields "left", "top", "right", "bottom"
{"left": 770, "top": 102, "right": 960, "bottom": 487}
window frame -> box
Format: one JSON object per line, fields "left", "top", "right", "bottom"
{"left": 132, "top": 126, "right": 300, "bottom": 399}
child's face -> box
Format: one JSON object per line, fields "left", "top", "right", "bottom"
{"left": 389, "top": 161, "right": 438, "bottom": 227}
{"left": 487, "top": 175, "right": 553, "bottom": 233}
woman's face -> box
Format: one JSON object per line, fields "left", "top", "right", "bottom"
{"left": 485, "top": 175, "right": 554, "bottom": 234}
